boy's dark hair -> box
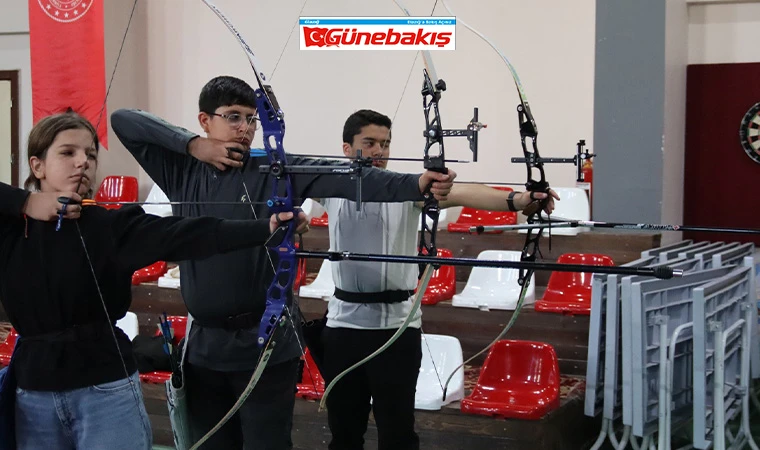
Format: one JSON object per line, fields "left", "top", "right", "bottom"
{"left": 342, "top": 109, "right": 392, "bottom": 145}
{"left": 198, "top": 76, "right": 257, "bottom": 113}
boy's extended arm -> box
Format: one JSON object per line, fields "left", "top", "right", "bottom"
{"left": 437, "top": 183, "right": 558, "bottom": 213}
{"left": 287, "top": 155, "right": 424, "bottom": 203}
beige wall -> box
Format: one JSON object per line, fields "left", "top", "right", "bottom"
{"left": 663, "top": 0, "right": 760, "bottom": 238}
{"left": 0, "top": 0, "right": 145, "bottom": 189}
{"left": 0, "top": 80, "right": 11, "bottom": 185}
{"left": 98, "top": 0, "right": 149, "bottom": 194}
{"left": 661, "top": 0, "right": 760, "bottom": 238}
{"left": 662, "top": 0, "right": 689, "bottom": 244}
{"left": 0, "top": 0, "right": 31, "bottom": 187}
{"left": 2, "top": 0, "right": 597, "bottom": 197}
{"left": 7, "top": 0, "right": 750, "bottom": 212}
{"left": 99, "top": 0, "right": 597, "bottom": 200}
{"left": 688, "top": 1, "right": 760, "bottom": 64}
{"left": 0, "top": 0, "right": 28, "bottom": 34}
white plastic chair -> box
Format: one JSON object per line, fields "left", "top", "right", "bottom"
{"left": 518, "top": 187, "right": 590, "bottom": 236}
{"left": 300, "top": 198, "right": 326, "bottom": 220}
{"left": 452, "top": 250, "right": 535, "bottom": 310}
{"left": 298, "top": 260, "right": 335, "bottom": 300}
{"left": 115, "top": 312, "right": 139, "bottom": 341}
{"left": 415, "top": 334, "right": 465, "bottom": 410}
{"left": 142, "top": 184, "right": 172, "bottom": 217}
{"left": 158, "top": 266, "right": 181, "bottom": 289}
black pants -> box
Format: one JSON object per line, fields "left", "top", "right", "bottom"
{"left": 184, "top": 357, "right": 300, "bottom": 450}
{"left": 321, "top": 327, "right": 422, "bottom": 450}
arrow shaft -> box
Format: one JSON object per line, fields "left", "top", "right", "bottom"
{"left": 82, "top": 201, "right": 272, "bottom": 206}
{"left": 474, "top": 220, "right": 760, "bottom": 235}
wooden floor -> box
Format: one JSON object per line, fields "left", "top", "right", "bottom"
{"left": 142, "top": 381, "right": 600, "bottom": 450}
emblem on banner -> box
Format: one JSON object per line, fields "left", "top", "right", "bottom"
{"left": 37, "top": 0, "right": 93, "bottom": 23}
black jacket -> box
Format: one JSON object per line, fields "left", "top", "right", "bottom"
{"left": 0, "top": 182, "right": 272, "bottom": 390}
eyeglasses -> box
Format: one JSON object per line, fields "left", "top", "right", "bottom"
{"left": 209, "top": 112, "right": 260, "bottom": 129}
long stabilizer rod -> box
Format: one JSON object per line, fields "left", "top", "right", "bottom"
{"left": 297, "top": 250, "right": 682, "bottom": 279}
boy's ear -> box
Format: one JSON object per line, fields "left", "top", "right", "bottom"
{"left": 342, "top": 142, "right": 353, "bottom": 158}
{"left": 198, "top": 112, "right": 211, "bottom": 133}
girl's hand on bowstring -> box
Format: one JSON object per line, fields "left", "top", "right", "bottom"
{"left": 24, "top": 191, "right": 83, "bottom": 221}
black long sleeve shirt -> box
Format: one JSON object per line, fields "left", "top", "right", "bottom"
{"left": 110, "top": 108, "right": 425, "bottom": 370}
{"left": 0, "top": 182, "right": 272, "bottom": 390}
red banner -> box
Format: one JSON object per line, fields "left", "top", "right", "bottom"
{"left": 29, "top": 0, "right": 109, "bottom": 148}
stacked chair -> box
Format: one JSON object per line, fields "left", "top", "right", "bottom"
{"left": 584, "top": 240, "right": 758, "bottom": 449}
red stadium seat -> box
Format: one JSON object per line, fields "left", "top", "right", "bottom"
{"left": 461, "top": 340, "right": 560, "bottom": 420}
{"left": 447, "top": 187, "right": 516, "bottom": 234}
{"left": 310, "top": 212, "right": 328, "bottom": 227}
{"left": 420, "top": 248, "right": 456, "bottom": 305}
{"left": 534, "top": 253, "right": 615, "bottom": 315}
{"left": 131, "top": 261, "right": 168, "bottom": 285}
{"left": 0, "top": 328, "right": 18, "bottom": 366}
{"left": 296, "top": 348, "right": 325, "bottom": 400}
{"left": 94, "top": 176, "right": 138, "bottom": 210}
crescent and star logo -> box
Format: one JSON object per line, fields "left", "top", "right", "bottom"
{"left": 38, "top": 0, "right": 93, "bottom": 23}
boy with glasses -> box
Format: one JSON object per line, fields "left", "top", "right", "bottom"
{"left": 110, "top": 75, "right": 455, "bottom": 450}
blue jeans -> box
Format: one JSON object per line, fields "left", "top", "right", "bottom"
{"left": 15, "top": 371, "right": 151, "bottom": 450}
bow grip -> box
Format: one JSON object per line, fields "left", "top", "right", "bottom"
{"left": 522, "top": 180, "right": 551, "bottom": 217}
{"left": 424, "top": 155, "right": 448, "bottom": 174}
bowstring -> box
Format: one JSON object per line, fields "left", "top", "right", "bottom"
{"left": 76, "top": 222, "right": 142, "bottom": 407}
{"left": 421, "top": 327, "right": 445, "bottom": 394}
{"left": 67, "top": 0, "right": 142, "bottom": 416}
{"left": 269, "top": 0, "right": 311, "bottom": 83}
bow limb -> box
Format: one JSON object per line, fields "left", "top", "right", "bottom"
{"left": 319, "top": 265, "right": 434, "bottom": 411}
{"left": 440, "top": 0, "right": 547, "bottom": 214}
{"left": 393, "top": 0, "right": 441, "bottom": 94}
{"left": 189, "top": 2, "right": 297, "bottom": 448}
{"left": 188, "top": 332, "right": 277, "bottom": 450}
{"left": 201, "top": 0, "right": 270, "bottom": 87}
{"left": 436, "top": 0, "right": 546, "bottom": 400}
{"left": 439, "top": 0, "right": 531, "bottom": 120}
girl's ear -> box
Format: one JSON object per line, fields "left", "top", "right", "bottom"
{"left": 29, "top": 156, "right": 45, "bottom": 181}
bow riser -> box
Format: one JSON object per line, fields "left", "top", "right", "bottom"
{"left": 419, "top": 69, "right": 447, "bottom": 261}
{"left": 516, "top": 102, "right": 547, "bottom": 285}
{"left": 256, "top": 87, "right": 295, "bottom": 347}
{"left": 421, "top": 75, "right": 447, "bottom": 174}
{"left": 260, "top": 249, "right": 294, "bottom": 345}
